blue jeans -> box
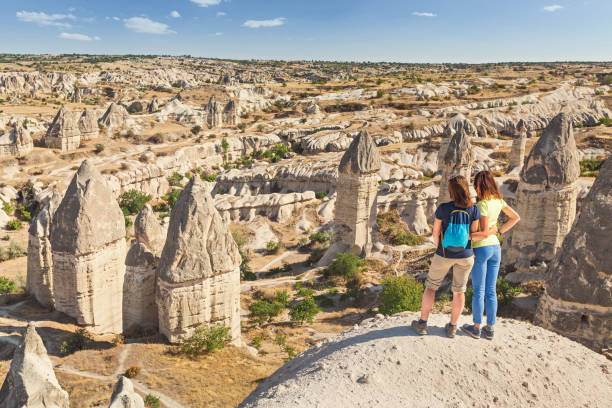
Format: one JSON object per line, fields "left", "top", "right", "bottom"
{"left": 471, "top": 245, "right": 501, "bottom": 326}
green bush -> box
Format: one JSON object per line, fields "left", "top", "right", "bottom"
{"left": 392, "top": 231, "right": 425, "bottom": 246}
{"left": 119, "top": 190, "right": 151, "bottom": 215}
{"left": 274, "top": 290, "right": 290, "bottom": 307}
{"left": 191, "top": 125, "right": 202, "bottom": 135}
{"left": 59, "top": 328, "right": 93, "bottom": 354}
{"left": 167, "top": 172, "right": 183, "bottom": 187}
{"left": 274, "top": 331, "right": 287, "bottom": 346}
{"left": 94, "top": 144, "right": 105, "bottom": 153}
{"left": 379, "top": 275, "right": 423, "bottom": 315}
{"left": 232, "top": 231, "right": 255, "bottom": 280}
{"left": 15, "top": 205, "right": 31, "bottom": 222}
{"left": 221, "top": 138, "right": 229, "bottom": 152}
{"left": 314, "top": 295, "right": 334, "bottom": 308}
{"left": 1, "top": 202, "right": 14, "bottom": 215}
{"left": 266, "top": 240, "right": 283, "bottom": 254}
{"left": 0, "top": 277, "right": 16, "bottom": 295}
{"left": 6, "top": 220, "right": 22, "bottom": 230}
{"left": 124, "top": 366, "right": 141, "bottom": 378}
{"left": 249, "top": 300, "right": 285, "bottom": 324}
{"left": 326, "top": 253, "right": 364, "bottom": 281}
{"left": 7, "top": 241, "right": 26, "bottom": 259}
{"left": 579, "top": 158, "right": 602, "bottom": 177}
{"left": 297, "top": 287, "right": 315, "bottom": 297}
{"left": 162, "top": 188, "right": 182, "bottom": 208}
{"left": 179, "top": 324, "right": 231, "bottom": 356}
{"left": 144, "top": 395, "right": 161, "bottom": 408}
{"left": 289, "top": 297, "right": 320, "bottom": 325}
{"left": 201, "top": 172, "right": 218, "bottom": 182}
{"left": 376, "top": 90, "right": 384, "bottom": 98}
{"left": 315, "top": 191, "right": 328, "bottom": 199}
{"left": 309, "top": 231, "right": 332, "bottom": 244}
{"left": 465, "top": 276, "right": 522, "bottom": 312}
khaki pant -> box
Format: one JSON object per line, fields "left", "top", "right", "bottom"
{"left": 425, "top": 254, "right": 474, "bottom": 293}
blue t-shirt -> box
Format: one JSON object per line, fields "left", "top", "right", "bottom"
{"left": 434, "top": 201, "right": 481, "bottom": 259}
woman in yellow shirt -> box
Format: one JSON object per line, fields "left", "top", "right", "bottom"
{"left": 462, "top": 171, "right": 520, "bottom": 340}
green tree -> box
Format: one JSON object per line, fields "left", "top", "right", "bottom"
{"left": 379, "top": 275, "right": 423, "bottom": 315}
{"left": 289, "top": 297, "right": 320, "bottom": 325}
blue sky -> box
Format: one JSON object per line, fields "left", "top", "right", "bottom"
{"left": 1, "top": 1, "right": 611, "bottom": 62}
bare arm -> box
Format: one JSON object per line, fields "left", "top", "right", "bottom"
{"left": 499, "top": 205, "right": 520, "bottom": 234}
{"left": 432, "top": 218, "right": 442, "bottom": 247}
{"left": 470, "top": 216, "right": 497, "bottom": 241}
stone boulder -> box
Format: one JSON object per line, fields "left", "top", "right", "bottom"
{"left": 319, "top": 130, "right": 381, "bottom": 265}
{"left": 78, "top": 109, "right": 99, "bottom": 140}
{"left": 27, "top": 190, "right": 62, "bottom": 308}
{"left": 0, "top": 122, "right": 33, "bottom": 159}
{"left": 157, "top": 177, "right": 241, "bottom": 343}
{"left": 44, "top": 105, "right": 81, "bottom": 151}
{"left": 108, "top": 376, "right": 144, "bottom": 408}
{"left": 51, "top": 160, "right": 126, "bottom": 334}
{"left": 0, "top": 323, "right": 69, "bottom": 408}
{"left": 535, "top": 158, "right": 611, "bottom": 349}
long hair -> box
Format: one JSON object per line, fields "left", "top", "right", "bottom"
{"left": 448, "top": 175, "right": 473, "bottom": 208}
{"left": 473, "top": 170, "right": 503, "bottom": 201}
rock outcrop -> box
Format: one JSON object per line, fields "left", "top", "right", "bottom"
{"left": 77, "top": 109, "right": 99, "bottom": 140}
{"left": 0, "top": 322, "right": 70, "bottom": 408}
{"left": 507, "top": 119, "right": 527, "bottom": 175}
{"left": 100, "top": 103, "right": 129, "bottom": 131}
{"left": 319, "top": 130, "right": 381, "bottom": 265}
{"left": 44, "top": 105, "right": 81, "bottom": 151}
{"left": 51, "top": 160, "right": 126, "bottom": 334}
{"left": 535, "top": 158, "right": 611, "bottom": 349}
{"left": 157, "top": 177, "right": 241, "bottom": 343}
{"left": 26, "top": 190, "right": 62, "bottom": 308}
{"left": 123, "top": 205, "right": 166, "bottom": 332}
{"left": 437, "top": 128, "right": 473, "bottom": 204}
{"left": 0, "top": 122, "right": 33, "bottom": 159}
{"left": 215, "top": 191, "right": 316, "bottom": 224}
{"left": 503, "top": 112, "right": 580, "bottom": 279}
{"left": 223, "top": 100, "right": 239, "bottom": 126}
{"left": 206, "top": 96, "right": 223, "bottom": 128}
{"left": 108, "top": 376, "right": 144, "bottom": 408}
{"left": 239, "top": 313, "right": 612, "bottom": 408}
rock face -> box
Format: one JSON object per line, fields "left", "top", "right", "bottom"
{"left": 44, "top": 105, "right": 81, "bottom": 151}
{"left": 26, "top": 190, "right": 62, "bottom": 308}
{"left": 157, "top": 177, "right": 241, "bottom": 343}
{"left": 100, "top": 103, "right": 129, "bottom": 131}
{"left": 503, "top": 113, "right": 580, "bottom": 278}
{"left": 437, "top": 128, "right": 473, "bottom": 204}
{"left": 78, "top": 109, "right": 99, "bottom": 140}
{"left": 239, "top": 313, "right": 612, "bottom": 408}
{"left": 123, "top": 205, "right": 166, "bottom": 332}
{"left": 108, "top": 376, "right": 144, "bottom": 408}
{"left": 535, "top": 158, "right": 611, "bottom": 349}
{"left": 215, "top": 191, "right": 316, "bottom": 224}
{"left": 206, "top": 96, "right": 223, "bottom": 128}
{"left": 51, "top": 160, "right": 126, "bottom": 334}
{"left": 507, "top": 119, "right": 527, "bottom": 175}
{"left": 223, "top": 99, "right": 239, "bottom": 126}
{"left": 319, "top": 130, "right": 381, "bottom": 265}
{"left": 0, "top": 122, "right": 33, "bottom": 158}
{"left": 0, "top": 323, "right": 70, "bottom": 408}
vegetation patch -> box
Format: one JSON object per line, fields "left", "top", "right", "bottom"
{"left": 379, "top": 275, "right": 424, "bottom": 315}
{"left": 377, "top": 210, "right": 425, "bottom": 246}
{"left": 179, "top": 324, "right": 232, "bottom": 356}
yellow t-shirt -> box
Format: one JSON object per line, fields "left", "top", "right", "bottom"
{"left": 473, "top": 198, "right": 506, "bottom": 248}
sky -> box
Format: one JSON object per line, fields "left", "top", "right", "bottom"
{"left": 1, "top": 0, "right": 611, "bottom": 63}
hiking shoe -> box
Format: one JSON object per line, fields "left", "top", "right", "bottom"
{"left": 461, "top": 324, "right": 481, "bottom": 339}
{"left": 445, "top": 323, "right": 457, "bottom": 338}
{"left": 482, "top": 326, "right": 495, "bottom": 340}
{"left": 411, "top": 320, "right": 428, "bottom": 336}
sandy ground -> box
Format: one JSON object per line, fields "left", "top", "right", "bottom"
{"left": 240, "top": 312, "right": 612, "bottom": 408}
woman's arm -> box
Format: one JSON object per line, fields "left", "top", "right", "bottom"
{"left": 499, "top": 205, "right": 520, "bottom": 234}
{"left": 432, "top": 218, "right": 442, "bottom": 247}
{"left": 470, "top": 216, "right": 497, "bottom": 241}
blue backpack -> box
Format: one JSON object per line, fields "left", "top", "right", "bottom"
{"left": 441, "top": 209, "right": 471, "bottom": 255}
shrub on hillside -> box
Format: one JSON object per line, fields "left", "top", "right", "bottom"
{"left": 180, "top": 324, "right": 231, "bottom": 356}
{"left": 465, "top": 276, "right": 523, "bottom": 312}
{"left": 289, "top": 297, "right": 321, "bottom": 325}
{"left": 1, "top": 202, "right": 14, "bottom": 215}
{"left": 59, "top": 328, "right": 93, "bottom": 355}
{"left": 579, "top": 158, "right": 603, "bottom": 177}
{"left": 124, "top": 366, "right": 141, "bottom": 379}
{"left": 6, "top": 220, "right": 22, "bottom": 231}
{"left": 326, "top": 253, "right": 364, "bottom": 281}
{"left": 0, "top": 277, "right": 16, "bottom": 295}
{"left": 379, "top": 275, "right": 423, "bottom": 315}
{"left": 266, "top": 240, "right": 283, "bottom": 254}
{"left": 249, "top": 300, "right": 285, "bottom": 324}
{"left": 144, "top": 395, "right": 161, "bottom": 408}
{"left": 119, "top": 190, "right": 152, "bottom": 216}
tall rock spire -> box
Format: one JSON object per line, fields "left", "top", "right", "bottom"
{"left": 507, "top": 119, "right": 527, "bottom": 175}
{"left": 535, "top": 158, "right": 611, "bottom": 349}
{"left": 51, "top": 159, "right": 126, "bottom": 334}
{"left": 503, "top": 112, "right": 580, "bottom": 281}
{"left": 437, "top": 128, "right": 473, "bottom": 204}
{"left": 319, "top": 130, "right": 381, "bottom": 265}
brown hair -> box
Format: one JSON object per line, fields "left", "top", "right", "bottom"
{"left": 473, "top": 171, "right": 503, "bottom": 201}
{"left": 448, "top": 175, "right": 473, "bottom": 208}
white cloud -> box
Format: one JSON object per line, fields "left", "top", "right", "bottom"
{"left": 124, "top": 17, "right": 176, "bottom": 34}
{"left": 112, "top": 16, "right": 120, "bottom": 21}
{"left": 243, "top": 17, "right": 286, "bottom": 28}
{"left": 412, "top": 12, "right": 437, "bottom": 17}
{"left": 215, "top": 32, "right": 223, "bottom": 36}
{"left": 190, "top": 0, "right": 222, "bottom": 7}
{"left": 16, "top": 11, "right": 76, "bottom": 28}
{"left": 170, "top": 10, "right": 181, "bottom": 18}
{"left": 59, "top": 32, "right": 100, "bottom": 41}
{"left": 543, "top": 5, "right": 563, "bottom": 12}
{"left": 216, "top": 12, "right": 226, "bottom": 17}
